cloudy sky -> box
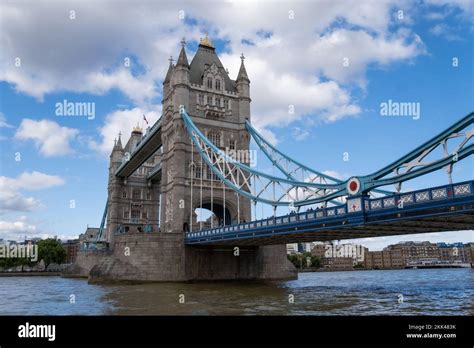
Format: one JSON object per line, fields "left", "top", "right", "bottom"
{"left": 0, "top": 0, "right": 472, "bottom": 250}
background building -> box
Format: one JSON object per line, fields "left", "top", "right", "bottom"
{"left": 62, "top": 239, "right": 80, "bottom": 264}
{"left": 364, "top": 249, "right": 404, "bottom": 269}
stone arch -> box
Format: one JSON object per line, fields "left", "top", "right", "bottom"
{"left": 192, "top": 195, "right": 238, "bottom": 227}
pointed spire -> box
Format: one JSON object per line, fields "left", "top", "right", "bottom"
{"left": 112, "top": 131, "right": 123, "bottom": 153}
{"left": 237, "top": 53, "right": 249, "bottom": 82}
{"left": 164, "top": 56, "right": 173, "bottom": 84}
{"left": 116, "top": 131, "right": 122, "bottom": 149}
{"left": 176, "top": 38, "right": 189, "bottom": 68}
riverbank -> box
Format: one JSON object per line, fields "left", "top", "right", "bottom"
{"left": 0, "top": 272, "right": 60, "bottom": 277}
{"left": 298, "top": 265, "right": 472, "bottom": 272}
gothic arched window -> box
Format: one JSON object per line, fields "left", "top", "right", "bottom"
{"left": 207, "top": 78, "right": 213, "bottom": 89}
{"left": 215, "top": 79, "right": 221, "bottom": 91}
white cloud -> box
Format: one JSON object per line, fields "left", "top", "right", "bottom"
{"left": 425, "top": 0, "right": 473, "bottom": 14}
{"left": 0, "top": 216, "right": 37, "bottom": 240}
{"left": 0, "top": 216, "right": 73, "bottom": 242}
{"left": 307, "top": 29, "right": 425, "bottom": 84}
{"left": 322, "top": 170, "right": 347, "bottom": 181}
{"left": 0, "top": 0, "right": 471, "bottom": 142}
{"left": 90, "top": 106, "right": 161, "bottom": 156}
{"left": 0, "top": 172, "right": 65, "bottom": 212}
{"left": 291, "top": 127, "right": 310, "bottom": 141}
{"left": 2, "top": 171, "right": 65, "bottom": 190}
{"left": 430, "top": 23, "right": 463, "bottom": 41}
{"left": 0, "top": 112, "right": 13, "bottom": 128}
{"left": 15, "top": 119, "right": 79, "bottom": 157}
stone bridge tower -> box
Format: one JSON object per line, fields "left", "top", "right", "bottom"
{"left": 160, "top": 36, "right": 252, "bottom": 236}
{"left": 68, "top": 36, "right": 295, "bottom": 283}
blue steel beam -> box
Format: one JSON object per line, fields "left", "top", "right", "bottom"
{"left": 181, "top": 108, "right": 343, "bottom": 190}
{"left": 361, "top": 111, "right": 473, "bottom": 188}
{"left": 181, "top": 107, "right": 350, "bottom": 207}
{"left": 182, "top": 107, "right": 473, "bottom": 205}
{"left": 185, "top": 181, "right": 474, "bottom": 245}
{"left": 246, "top": 120, "right": 394, "bottom": 198}
{"left": 95, "top": 199, "right": 108, "bottom": 241}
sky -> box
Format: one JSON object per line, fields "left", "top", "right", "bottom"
{"left": 0, "top": 0, "right": 472, "bottom": 250}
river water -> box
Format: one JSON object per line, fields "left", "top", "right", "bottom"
{"left": 0, "top": 268, "right": 472, "bottom": 315}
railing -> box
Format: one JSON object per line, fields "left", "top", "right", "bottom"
{"left": 185, "top": 180, "right": 473, "bottom": 240}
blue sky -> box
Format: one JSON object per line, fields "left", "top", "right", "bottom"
{"left": 0, "top": 0, "right": 472, "bottom": 250}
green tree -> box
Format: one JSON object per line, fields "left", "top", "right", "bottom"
{"left": 310, "top": 256, "right": 321, "bottom": 268}
{"left": 287, "top": 254, "right": 300, "bottom": 268}
{"left": 37, "top": 239, "right": 66, "bottom": 270}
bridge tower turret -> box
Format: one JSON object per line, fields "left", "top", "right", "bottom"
{"left": 236, "top": 53, "right": 251, "bottom": 124}
{"left": 106, "top": 134, "right": 124, "bottom": 245}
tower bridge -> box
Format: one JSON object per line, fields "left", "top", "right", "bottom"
{"left": 63, "top": 35, "right": 474, "bottom": 283}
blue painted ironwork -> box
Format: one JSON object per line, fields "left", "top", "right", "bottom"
{"left": 360, "top": 112, "right": 473, "bottom": 192}
{"left": 181, "top": 107, "right": 473, "bottom": 207}
{"left": 95, "top": 199, "right": 108, "bottom": 241}
{"left": 185, "top": 180, "right": 474, "bottom": 245}
{"left": 246, "top": 119, "right": 393, "bottom": 201}
{"left": 181, "top": 107, "right": 347, "bottom": 207}
{"left": 180, "top": 108, "right": 474, "bottom": 207}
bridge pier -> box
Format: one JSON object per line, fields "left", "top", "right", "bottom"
{"left": 65, "top": 232, "right": 296, "bottom": 283}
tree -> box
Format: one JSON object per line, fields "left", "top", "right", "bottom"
{"left": 37, "top": 239, "right": 66, "bottom": 270}
{"left": 287, "top": 254, "right": 300, "bottom": 268}
{"left": 310, "top": 256, "right": 321, "bottom": 268}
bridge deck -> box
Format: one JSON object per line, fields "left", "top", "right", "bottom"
{"left": 115, "top": 119, "right": 162, "bottom": 178}
{"left": 185, "top": 181, "right": 474, "bottom": 246}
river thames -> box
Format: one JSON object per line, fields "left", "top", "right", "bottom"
{"left": 0, "top": 268, "right": 472, "bottom": 315}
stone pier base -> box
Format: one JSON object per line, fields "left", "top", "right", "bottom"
{"left": 62, "top": 250, "right": 111, "bottom": 278}
{"left": 63, "top": 232, "right": 296, "bottom": 283}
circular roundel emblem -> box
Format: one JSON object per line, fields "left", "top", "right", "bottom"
{"left": 347, "top": 177, "right": 361, "bottom": 195}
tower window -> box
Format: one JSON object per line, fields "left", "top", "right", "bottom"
{"left": 123, "top": 210, "right": 129, "bottom": 219}
{"left": 122, "top": 190, "right": 127, "bottom": 198}
{"left": 199, "top": 94, "right": 204, "bottom": 105}
{"left": 146, "top": 192, "right": 151, "bottom": 200}
{"left": 131, "top": 210, "right": 140, "bottom": 219}
{"left": 195, "top": 165, "right": 202, "bottom": 179}
{"left": 132, "top": 189, "right": 141, "bottom": 200}
{"left": 215, "top": 79, "right": 221, "bottom": 90}
{"left": 207, "top": 168, "right": 219, "bottom": 181}
{"left": 215, "top": 97, "right": 221, "bottom": 107}
{"left": 229, "top": 139, "right": 236, "bottom": 150}
{"left": 224, "top": 99, "right": 229, "bottom": 110}
{"left": 208, "top": 132, "right": 220, "bottom": 147}
{"left": 207, "top": 78, "right": 213, "bottom": 89}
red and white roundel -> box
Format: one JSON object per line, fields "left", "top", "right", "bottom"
{"left": 347, "top": 177, "right": 361, "bottom": 195}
